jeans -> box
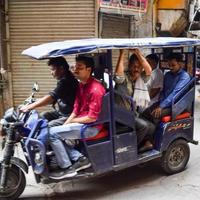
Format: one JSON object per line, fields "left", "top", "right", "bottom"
{"left": 49, "top": 123, "right": 99, "bottom": 139}
{"left": 36, "top": 110, "right": 67, "bottom": 146}
{"left": 49, "top": 123, "right": 99, "bottom": 168}
{"left": 40, "top": 110, "right": 68, "bottom": 127}
{"left": 50, "top": 133, "right": 82, "bottom": 168}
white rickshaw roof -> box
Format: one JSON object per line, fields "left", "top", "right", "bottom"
{"left": 22, "top": 37, "right": 200, "bottom": 60}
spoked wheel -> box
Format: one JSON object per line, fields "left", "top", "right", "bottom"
{"left": 161, "top": 139, "right": 190, "bottom": 174}
{"left": 0, "top": 164, "right": 26, "bottom": 200}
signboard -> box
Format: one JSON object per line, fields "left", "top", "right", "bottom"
{"left": 99, "top": 0, "right": 148, "bottom": 15}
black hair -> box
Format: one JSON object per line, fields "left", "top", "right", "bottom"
{"left": 47, "top": 57, "right": 69, "bottom": 71}
{"left": 166, "top": 52, "right": 183, "bottom": 62}
{"left": 129, "top": 54, "right": 138, "bottom": 64}
{"left": 128, "top": 54, "right": 139, "bottom": 69}
{"left": 146, "top": 53, "right": 159, "bottom": 65}
{"left": 75, "top": 54, "right": 94, "bottom": 72}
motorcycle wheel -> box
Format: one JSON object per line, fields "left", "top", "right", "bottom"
{"left": 0, "top": 164, "right": 26, "bottom": 200}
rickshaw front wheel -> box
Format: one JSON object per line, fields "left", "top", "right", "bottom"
{"left": 161, "top": 139, "right": 190, "bottom": 175}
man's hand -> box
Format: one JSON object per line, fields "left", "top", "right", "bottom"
{"left": 20, "top": 104, "right": 33, "bottom": 113}
{"left": 129, "top": 48, "right": 139, "bottom": 54}
{"left": 63, "top": 112, "right": 76, "bottom": 125}
{"left": 64, "top": 115, "right": 96, "bottom": 125}
{"left": 63, "top": 120, "right": 70, "bottom": 125}
{"left": 151, "top": 107, "right": 162, "bottom": 119}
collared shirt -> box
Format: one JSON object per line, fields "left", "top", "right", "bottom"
{"left": 159, "top": 69, "right": 191, "bottom": 108}
{"left": 114, "top": 71, "right": 150, "bottom": 97}
{"left": 73, "top": 77, "right": 106, "bottom": 130}
{"left": 49, "top": 71, "right": 79, "bottom": 116}
{"left": 114, "top": 71, "right": 150, "bottom": 110}
{"left": 146, "top": 67, "right": 164, "bottom": 105}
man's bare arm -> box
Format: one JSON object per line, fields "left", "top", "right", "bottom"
{"left": 20, "top": 95, "right": 54, "bottom": 112}
{"left": 115, "top": 49, "right": 126, "bottom": 76}
{"left": 132, "top": 49, "right": 152, "bottom": 75}
{"left": 70, "top": 116, "right": 96, "bottom": 124}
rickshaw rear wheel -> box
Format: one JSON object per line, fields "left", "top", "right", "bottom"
{"left": 161, "top": 139, "right": 190, "bottom": 175}
{"left": 0, "top": 164, "right": 26, "bottom": 200}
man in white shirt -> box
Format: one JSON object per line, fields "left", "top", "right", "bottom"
{"left": 146, "top": 54, "right": 164, "bottom": 106}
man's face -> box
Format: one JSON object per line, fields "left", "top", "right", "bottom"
{"left": 49, "top": 65, "right": 64, "bottom": 80}
{"left": 146, "top": 58, "right": 156, "bottom": 70}
{"left": 129, "top": 60, "right": 142, "bottom": 80}
{"left": 73, "top": 61, "right": 91, "bottom": 81}
{"left": 168, "top": 59, "right": 182, "bottom": 73}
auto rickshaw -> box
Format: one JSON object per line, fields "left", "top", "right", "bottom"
{"left": 0, "top": 37, "right": 199, "bottom": 200}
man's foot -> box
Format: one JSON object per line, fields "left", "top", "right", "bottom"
{"left": 139, "top": 141, "right": 153, "bottom": 153}
{"left": 72, "top": 156, "right": 91, "bottom": 172}
{"left": 49, "top": 166, "right": 77, "bottom": 180}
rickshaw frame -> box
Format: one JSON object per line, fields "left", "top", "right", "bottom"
{"left": 0, "top": 38, "right": 199, "bottom": 200}
{"left": 22, "top": 37, "right": 199, "bottom": 181}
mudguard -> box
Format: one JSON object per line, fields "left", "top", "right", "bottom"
{"left": 159, "top": 118, "right": 194, "bottom": 152}
{"left": 0, "top": 157, "right": 29, "bottom": 174}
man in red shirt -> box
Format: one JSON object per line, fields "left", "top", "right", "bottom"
{"left": 49, "top": 55, "right": 106, "bottom": 179}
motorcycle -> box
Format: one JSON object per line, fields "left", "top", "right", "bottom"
{"left": 0, "top": 82, "right": 94, "bottom": 200}
{"left": 0, "top": 83, "right": 51, "bottom": 200}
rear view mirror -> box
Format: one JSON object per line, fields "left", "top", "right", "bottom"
{"left": 32, "top": 82, "right": 39, "bottom": 92}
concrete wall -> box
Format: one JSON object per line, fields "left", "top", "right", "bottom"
{"left": 134, "top": 0, "right": 154, "bottom": 37}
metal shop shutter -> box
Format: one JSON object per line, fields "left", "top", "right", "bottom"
{"left": 8, "top": 0, "right": 96, "bottom": 106}
{"left": 101, "top": 13, "right": 130, "bottom": 67}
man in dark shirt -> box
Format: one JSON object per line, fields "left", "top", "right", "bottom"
{"left": 20, "top": 57, "right": 79, "bottom": 127}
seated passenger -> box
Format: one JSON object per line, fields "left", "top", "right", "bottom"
{"left": 146, "top": 54, "right": 164, "bottom": 106}
{"left": 142, "top": 52, "right": 191, "bottom": 123}
{"left": 49, "top": 55, "right": 106, "bottom": 179}
{"left": 114, "top": 49, "right": 155, "bottom": 152}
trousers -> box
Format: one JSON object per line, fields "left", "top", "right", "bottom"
{"left": 49, "top": 123, "right": 99, "bottom": 168}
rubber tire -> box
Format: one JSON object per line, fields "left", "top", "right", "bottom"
{"left": 161, "top": 139, "right": 190, "bottom": 175}
{"left": 0, "top": 164, "right": 26, "bottom": 200}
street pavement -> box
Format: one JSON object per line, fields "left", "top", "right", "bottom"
{"left": 2, "top": 87, "right": 200, "bottom": 200}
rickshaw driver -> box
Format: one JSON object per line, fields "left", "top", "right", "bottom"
{"left": 142, "top": 52, "right": 191, "bottom": 123}
{"left": 114, "top": 49, "right": 155, "bottom": 152}
{"left": 20, "top": 57, "right": 79, "bottom": 127}
{"left": 48, "top": 55, "right": 106, "bottom": 179}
